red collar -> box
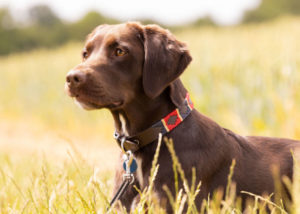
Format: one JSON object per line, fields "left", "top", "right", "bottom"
{"left": 158, "top": 93, "right": 194, "bottom": 133}
{"left": 114, "top": 93, "right": 194, "bottom": 152}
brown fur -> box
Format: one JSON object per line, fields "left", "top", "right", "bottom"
{"left": 65, "top": 22, "right": 300, "bottom": 213}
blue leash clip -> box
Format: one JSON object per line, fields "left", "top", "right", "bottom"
{"left": 123, "top": 158, "right": 137, "bottom": 173}
{"left": 122, "top": 150, "right": 138, "bottom": 174}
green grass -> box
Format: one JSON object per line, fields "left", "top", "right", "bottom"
{"left": 1, "top": 16, "right": 300, "bottom": 213}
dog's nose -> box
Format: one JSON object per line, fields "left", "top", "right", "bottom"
{"left": 66, "top": 70, "right": 86, "bottom": 88}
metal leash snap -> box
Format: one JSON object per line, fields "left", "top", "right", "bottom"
{"left": 122, "top": 173, "right": 135, "bottom": 184}
{"left": 108, "top": 149, "right": 137, "bottom": 212}
{"left": 122, "top": 150, "right": 138, "bottom": 174}
{"left": 121, "top": 150, "right": 137, "bottom": 185}
{"left": 108, "top": 136, "right": 138, "bottom": 211}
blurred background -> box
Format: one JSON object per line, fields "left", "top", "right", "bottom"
{"left": 0, "top": 0, "right": 300, "bottom": 177}
{"left": 0, "top": 1, "right": 300, "bottom": 212}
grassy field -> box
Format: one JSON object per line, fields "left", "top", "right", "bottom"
{"left": 0, "top": 16, "right": 300, "bottom": 213}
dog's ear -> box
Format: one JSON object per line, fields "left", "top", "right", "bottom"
{"left": 142, "top": 25, "right": 192, "bottom": 99}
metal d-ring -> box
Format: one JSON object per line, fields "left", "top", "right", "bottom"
{"left": 113, "top": 131, "right": 119, "bottom": 140}
{"left": 120, "top": 137, "right": 126, "bottom": 153}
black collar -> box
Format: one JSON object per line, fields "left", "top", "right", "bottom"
{"left": 114, "top": 93, "right": 194, "bottom": 152}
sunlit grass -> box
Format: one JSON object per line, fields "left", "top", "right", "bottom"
{"left": 1, "top": 137, "right": 299, "bottom": 213}
{"left": 0, "top": 150, "right": 114, "bottom": 213}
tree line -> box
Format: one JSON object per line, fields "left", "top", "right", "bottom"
{"left": 243, "top": 0, "right": 300, "bottom": 23}
{"left": 0, "top": 0, "right": 299, "bottom": 56}
{"left": 0, "top": 5, "right": 119, "bottom": 55}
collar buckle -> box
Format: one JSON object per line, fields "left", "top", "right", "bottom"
{"left": 114, "top": 131, "right": 140, "bottom": 152}
{"left": 113, "top": 93, "right": 193, "bottom": 152}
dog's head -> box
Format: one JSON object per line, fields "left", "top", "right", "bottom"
{"left": 65, "top": 22, "right": 192, "bottom": 110}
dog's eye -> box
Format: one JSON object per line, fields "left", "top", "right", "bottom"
{"left": 115, "top": 48, "right": 126, "bottom": 57}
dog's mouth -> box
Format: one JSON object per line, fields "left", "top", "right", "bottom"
{"left": 74, "top": 96, "right": 123, "bottom": 110}
{"left": 65, "top": 83, "right": 123, "bottom": 110}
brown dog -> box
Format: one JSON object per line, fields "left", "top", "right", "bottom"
{"left": 65, "top": 22, "right": 299, "bottom": 212}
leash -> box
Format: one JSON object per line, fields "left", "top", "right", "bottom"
{"left": 108, "top": 93, "right": 194, "bottom": 211}
{"left": 107, "top": 140, "right": 137, "bottom": 212}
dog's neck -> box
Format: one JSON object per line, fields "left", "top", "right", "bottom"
{"left": 111, "top": 90, "right": 176, "bottom": 137}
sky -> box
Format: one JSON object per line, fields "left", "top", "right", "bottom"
{"left": 0, "top": 0, "right": 261, "bottom": 25}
